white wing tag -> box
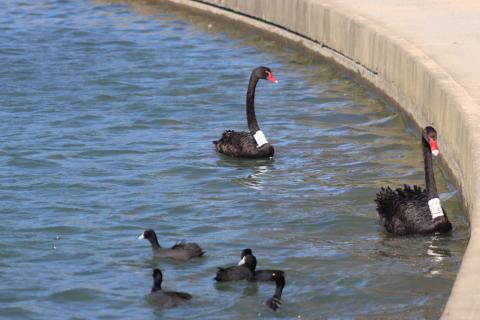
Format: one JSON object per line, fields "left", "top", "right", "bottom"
{"left": 428, "top": 198, "right": 444, "bottom": 219}
{"left": 253, "top": 130, "right": 268, "bottom": 148}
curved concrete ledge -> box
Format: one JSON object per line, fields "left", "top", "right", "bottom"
{"left": 145, "top": 0, "right": 480, "bottom": 317}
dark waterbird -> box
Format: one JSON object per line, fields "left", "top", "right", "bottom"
{"left": 214, "top": 248, "right": 286, "bottom": 311}
{"left": 264, "top": 272, "right": 285, "bottom": 311}
{"left": 214, "top": 253, "right": 256, "bottom": 282}
{"left": 375, "top": 126, "right": 452, "bottom": 235}
{"left": 240, "top": 248, "right": 285, "bottom": 311}
{"left": 213, "top": 66, "right": 278, "bottom": 159}
{"left": 138, "top": 229, "right": 205, "bottom": 260}
{"left": 240, "top": 248, "right": 285, "bottom": 281}
{"left": 148, "top": 269, "right": 192, "bottom": 307}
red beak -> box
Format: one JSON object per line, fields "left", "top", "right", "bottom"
{"left": 428, "top": 138, "right": 439, "bottom": 156}
{"left": 267, "top": 73, "right": 278, "bottom": 84}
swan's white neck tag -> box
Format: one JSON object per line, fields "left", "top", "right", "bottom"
{"left": 253, "top": 130, "right": 268, "bottom": 148}
{"left": 428, "top": 198, "right": 444, "bottom": 219}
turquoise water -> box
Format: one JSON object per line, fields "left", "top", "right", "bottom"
{"left": 0, "top": 0, "right": 468, "bottom": 319}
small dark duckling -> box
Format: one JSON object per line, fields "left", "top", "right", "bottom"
{"left": 148, "top": 269, "right": 192, "bottom": 307}
{"left": 138, "top": 229, "right": 205, "bottom": 261}
{"left": 214, "top": 254, "right": 256, "bottom": 282}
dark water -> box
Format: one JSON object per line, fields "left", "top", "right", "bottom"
{"left": 0, "top": 0, "right": 469, "bottom": 319}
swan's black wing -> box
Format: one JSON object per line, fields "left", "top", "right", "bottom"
{"left": 375, "top": 184, "right": 451, "bottom": 234}
{"left": 213, "top": 130, "right": 274, "bottom": 158}
{"left": 214, "top": 265, "right": 254, "bottom": 282}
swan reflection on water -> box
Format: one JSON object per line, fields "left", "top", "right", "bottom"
{"left": 427, "top": 236, "right": 451, "bottom": 262}
{"left": 235, "top": 165, "right": 270, "bottom": 190}
{"left": 427, "top": 236, "right": 452, "bottom": 275}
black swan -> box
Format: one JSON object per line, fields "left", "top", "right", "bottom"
{"left": 213, "top": 66, "right": 278, "bottom": 158}
{"left": 138, "top": 229, "right": 205, "bottom": 260}
{"left": 215, "top": 249, "right": 286, "bottom": 311}
{"left": 148, "top": 269, "right": 192, "bottom": 307}
{"left": 375, "top": 126, "right": 452, "bottom": 235}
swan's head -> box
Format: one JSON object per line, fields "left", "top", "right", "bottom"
{"left": 423, "top": 126, "right": 439, "bottom": 156}
{"left": 255, "top": 66, "right": 278, "bottom": 84}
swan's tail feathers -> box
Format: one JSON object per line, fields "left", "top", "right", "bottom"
{"left": 213, "top": 130, "right": 234, "bottom": 147}
{"left": 395, "top": 184, "right": 424, "bottom": 198}
{"left": 375, "top": 186, "right": 396, "bottom": 220}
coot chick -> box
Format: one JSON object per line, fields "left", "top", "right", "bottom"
{"left": 148, "top": 269, "right": 192, "bottom": 307}
{"left": 138, "top": 229, "right": 205, "bottom": 260}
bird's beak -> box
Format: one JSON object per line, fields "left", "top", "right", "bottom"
{"left": 267, "top": 73, "right": 278, "bottom": 84}
{"left": 238, "top": 256, "right": 246, "bottom": 266}
{"left": 138, "top": 233, "right": 144, "bottom": 239}
{"left": 428, "top": 138, "right": 439, "bottom": 156}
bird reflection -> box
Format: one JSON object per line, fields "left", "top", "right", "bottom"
{"left": 235, "top": 165, "right": 271, "bottom": 190}
{"left": 426, "top": 236, "right": 452, "bottom": 275}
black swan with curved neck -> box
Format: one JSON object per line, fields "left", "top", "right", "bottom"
{"left": 375, "top": 126, "right": 452, "bottom": 235}
{"left": 213, "top": 66, "right": 278, "bottom": 159}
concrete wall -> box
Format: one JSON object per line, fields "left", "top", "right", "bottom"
{"left": 149, "top": 0, "right": 480, "bottom": 317}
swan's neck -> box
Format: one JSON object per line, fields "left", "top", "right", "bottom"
{"left": 423, "top": 138, "right": 439, "bottom": 199}
{"left": 246, "top": 75, "right": 261, "bottom": 134}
